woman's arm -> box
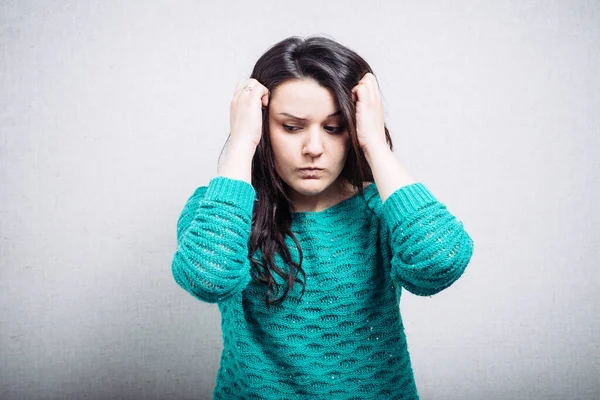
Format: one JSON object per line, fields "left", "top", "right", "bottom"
{"left": 363, "top": 142, "right": 417, "bottom": 203}
{"left": 379, "top": 181, "right": 474, "bottom": 296}
{"left": 365, "top": 143, "right": 474, "bottom": 296}
{"left": 171, "top": 176, "right": 256, "bottom": 303}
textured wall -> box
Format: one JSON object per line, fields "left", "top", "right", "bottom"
{"left": 1, "top": 1, "right": 598, "bottom": 399}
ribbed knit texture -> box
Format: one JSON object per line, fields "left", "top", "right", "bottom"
{"left": 172, "top": 176, "right": 474, "bottom": 400}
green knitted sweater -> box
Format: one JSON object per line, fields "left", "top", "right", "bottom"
{"left": 172, "top": 176, "right": 474, "bottom": 399}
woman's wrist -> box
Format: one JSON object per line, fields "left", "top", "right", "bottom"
{"left": 217, "top": 139, "right": 256, "bottom": 184}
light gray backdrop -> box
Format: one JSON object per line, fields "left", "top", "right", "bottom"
{"left": 1, "top": 1, "right": 598, "bottom": 399}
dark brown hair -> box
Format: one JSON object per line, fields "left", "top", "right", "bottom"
{"left": 220, "top": 35, "right": 394, "bottom": 309}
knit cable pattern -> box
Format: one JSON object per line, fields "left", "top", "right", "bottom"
{"left": 172, "top": 176, "right": 474, "bottom": 399}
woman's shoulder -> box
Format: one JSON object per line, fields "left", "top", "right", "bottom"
{"left": 193, "top": 185, "right": 209, "bottom": 197}
{"left": 352, "top": 181, "right": 384, "bottom": 216}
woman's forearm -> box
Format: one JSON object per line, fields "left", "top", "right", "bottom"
{"left": 217, "top": 139, "right": 256, "bottom": 184}
{"left": 363, "top": 142, "right": 416, "bottom": 203}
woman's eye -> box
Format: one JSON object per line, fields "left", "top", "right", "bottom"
{"left": 282, "top": 124, "right": 344, "bottom": 134}
{"left": 325, "top": 126, "right": 343, "bottom": 134}
{"left": 283, "top": 124, "right": 299, "bottom": 132}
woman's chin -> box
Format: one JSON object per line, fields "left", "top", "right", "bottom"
{"left": 291, "top": 178, "right": 326, "bottom": 193}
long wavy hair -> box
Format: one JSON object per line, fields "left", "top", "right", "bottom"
{"left": 219, "top": 35, "right": 394, "bottom": 309}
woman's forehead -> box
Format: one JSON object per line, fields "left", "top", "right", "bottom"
{"left": 270, "top": 80, "right": 339, "bottom": 120}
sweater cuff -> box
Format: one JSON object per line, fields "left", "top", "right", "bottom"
{"left": 204, "top": 176, "right": 256, "bottom": 212}
{"left": 382, "top": 182, "right": 437, "bottom": 221}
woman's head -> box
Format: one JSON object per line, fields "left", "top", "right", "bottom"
{"left": 225, "top": 35, "right": 394, "bottom": 307}
{"left": 250, "top": 35, "right": 392, "bottom": 209}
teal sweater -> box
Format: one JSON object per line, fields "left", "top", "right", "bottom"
{"left": 172, "top": 176, "right": 474, "bottom": 399}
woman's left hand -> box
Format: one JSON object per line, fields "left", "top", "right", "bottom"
{"left": 351, "top": 72, "right": 387, "bottom": 152}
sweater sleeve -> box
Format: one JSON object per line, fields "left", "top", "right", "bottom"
{"left": 171, "top": 176, "right": 256, "bottom": 303}
{"left": 381, "top": 182, "right": 474, "bottom": 297}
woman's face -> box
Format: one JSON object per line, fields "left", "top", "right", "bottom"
{"left": 267, "top": 78, "right": 351, "bottom": 212}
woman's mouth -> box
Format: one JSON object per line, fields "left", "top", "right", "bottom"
{"left": 299, "top": 168, "right": 323, "bottom": 178}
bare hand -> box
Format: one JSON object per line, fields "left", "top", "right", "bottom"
{"left": 351, "top": 73, "right": 387, "bottom": 152}
{"left": 229, "top": 79, "right": 270, "bottom": 149}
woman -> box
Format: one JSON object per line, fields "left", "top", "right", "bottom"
{"left": 172, "top": 35, "right": 474, "bottom": 399}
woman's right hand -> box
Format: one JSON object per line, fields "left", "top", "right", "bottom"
{"left": 229, "top": 78, "right": 270, "bottom": 149}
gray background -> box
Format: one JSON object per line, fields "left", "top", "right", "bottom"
{"left": 1, "top": 1, "right": 598, "bottom": 399}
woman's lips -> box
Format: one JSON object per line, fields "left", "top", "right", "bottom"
{"left": 299, "top": 168, "right": 323, "bottom": 177}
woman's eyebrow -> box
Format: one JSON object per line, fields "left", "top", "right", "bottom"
{"left": 277, "top": 111, "right": 341, "bottom": 121}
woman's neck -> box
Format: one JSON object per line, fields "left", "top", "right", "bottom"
{"left": 288, "top": 179, "right": 369, "bottom": 213}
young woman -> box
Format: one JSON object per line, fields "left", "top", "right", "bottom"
{"left": 172, "top": 35, "right": 474, "bottom": 400}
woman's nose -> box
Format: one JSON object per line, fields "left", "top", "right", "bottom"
{"left": 303, "top": 129, "right": 324, "bottom": 156}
